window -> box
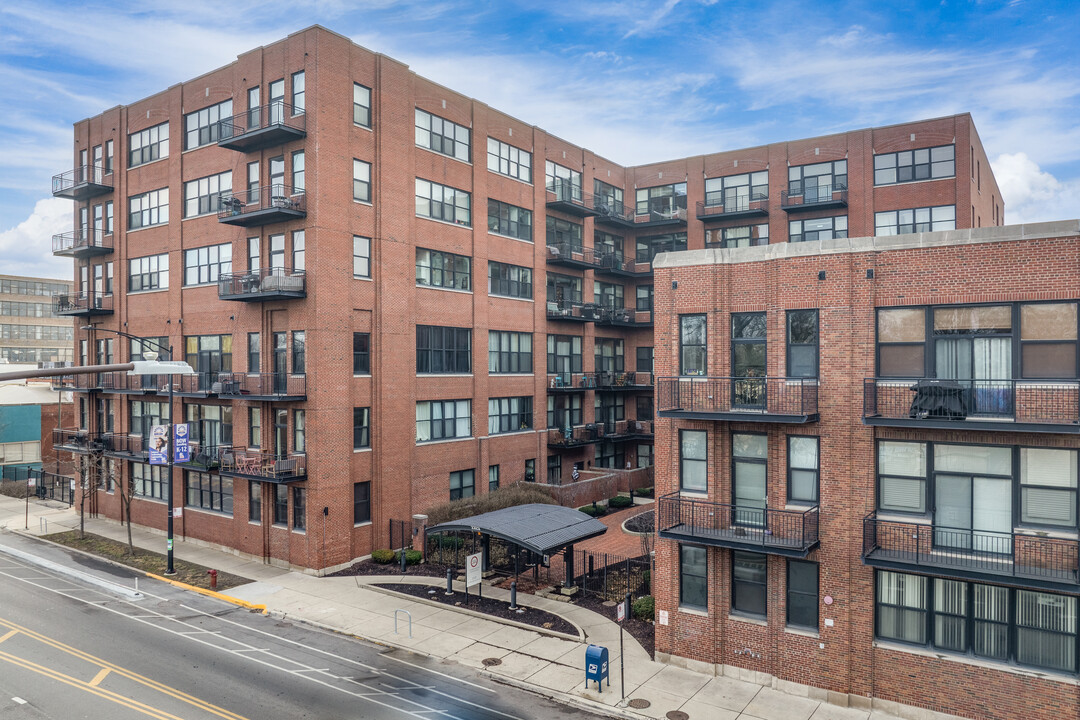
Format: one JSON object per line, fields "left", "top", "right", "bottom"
{"left": 185, "top": 471, "right": 233, "bottom": 514}
{"left": 637, "top": 444, "right": 654, "bottom": 468}
{"left": 525, "top": 459, "right": 536, "bottom": 483}
{"left": 679, "top": 315, "right": 706, "bottom": 376}
{"left": 489, "top": 465, "right": 500, "bottom": 492}
{"left": 353, "top": 236, "right": 371, "bottom": 278}
{"left": 249, "top": 408, "right": 261, "bottom": 448}
{"left": 488, "top": 331, "right": 532, "bottom": 374}
{"left": 415, "top": 178, "right": 471, "bottom": 226}
{"left": 789, "top": 216, "right": 847, "bottom": 243}
{"left": 877, "top": 441, "right": 927, "bottom": 514}
{"left": 488, "top": 199, "right": 532, "bottom": 241}
{"left": 292, "top": 230, "right": 305, "bottom": 271}
{"left": 875, "top": 206, "right": 956, "bottom": 235}
{"left": 273, "top": 484, "right": 288, "bottom": 525}
{"left": 546, "top": 273, "right": 582, "bottom": 304}
{"left": 248, "top": 333, "right": 260, "bottom": 372}
{"left": 488, "top": 397, "right": 533, "bottom": 434}
{"left": 128, "top": 254, "right": 169, "bottom": 292}
{"left": 1020, "top": 303, "right": 1078, "bottom": 379}
{"left": 874, "top": 145, "right": 955, "bottom": 185}
{"left": 488, "top": 261, "right": 532, "bottom": 299}
{"left": 547, "top": 455, "right": 562, "bottom": 484}
{"left": 292, "top": 486, "right": 306, "bottom": 531}
{"left": 1020, "top": 448, "right": 1077, "bottom": 528}
{"left": 353, "top": 332, "right": 371, "bottom": 374}
{"left": 128, "top": 122, "right": 169, "bottom": 167}
{"left": 787, "top": 561, "right": 818, "bottom": 629}
{"left": 184, "top": 100, "right": 232, "bottom": 150}
{"left": 105, "top": 140, "right": 114, "bottom": 173}
{"left": 293, "top": 410, "right": 305, "bottom": 453}
{"left": 679, "top": 430, "right": 707, "bottom": 493}
{"left": 248, "top": 481, "right": 261, "bottom": 521}
{"left": 788, "top": 436, "right": 819, "bottom": 503}
{"left": 594, "top": 282, "right": 624, "bottom": 310}
{"left": 291, "top": 71, "right": 305, "bottom": 113}
{"left": 353, "top": 159, "right": 371, "bottom": 202}
{"left": 269, "top": 78, "right": 285, "bottom": 122}
{"left": 704, "top": 171, "right": 768, "bottom": 209}
{"left": 0, "top": 441, "right": 41, "bottom": 465}
{"left": 545, "top": 161, "right": 581, "bottom": 201}
{"left": 733, "top": 551, "right": 767, "bottom": 616}
{"left": 416, "top": 400, "right": 471, "bottom": 442}
{"left": 596, "top": 230, "right": 623, "bottom": 262}
{"left": 353, "top": 83, "right": 371, "bottom": 127}
{"left": 487, "top": 138, "right": 531, "bottom": 182}
{"left": 185, "top": 334, "right": 232, "bottom": 381}
{"left": 787, "top": 309, "right": 818, "bottom": 378}
{"left": 183, "top": 243, "right": 232, "bottom": 285}
{"left": 415, "top": 109, "right": 470, "bottom": 161}
{"left": 416, "top": 326, "right": 471, "bottom": 374}
{"left": 129, "top": 188, "right": 169, "bottom": 229}
{"left": 788, "top": 160, "right": 847, "bottom": 197}
{"left": 636, "top": 285, "right": 653, "bottom": 313}
{"left": 594, "top": 338, "right": 624, "bottom": 374}
{"left": 105, "top": 201, "right": 114, "bottom": 234}
{"left": 353, "top": 407, "right": 370, "bottom": 449}
{"left": 733, "top": 312, "right": 766, "bottom": 381}
{"left": 547, "top": 395, "right": 582, "bottom": 429}
{"left": 546, "top": 334, "right": 583, "bottom": 376}
{"left": 635, "top": 182, "right": 687, "bottom": 219}
{"left": 292, "top": 152, "right": 305, "bottom": 192}
{"left": 450, "top": 469, "right": 475, "bottom": 500}
{"left": 416, "top": 249, "right": 471, "bottom": 290}
{"left": 185, "top": 403, "right": 232, "bottom": 454}
{"left": 636, "top": 347, "right": 654, "bottom": 374}
{"left": 353, "top": 482, "right": 371, "bottom": 524}
{"left": 594, "top": 179, "right": 624, "bottom": 211}
{"left": 546, "top": 216, "right": 583, "bottom": 250}
{"left": 636, "top": 233, "right": 686, "bottom": 264}
{"left": 876, "top": 307, "right": 926, "bottom": 377}
{"left": 291, "top": 331, "right": 305, "bottom": 374}
{"left": 132, "top": 463, "right": 167, "bottom": 500}
{"left": 595, "top": 441, "right": 624, "bottom": 470}
{"left": 247, "top": 237, "right": 259, "bottom": 271}
{"left": 733, "top": 434, "right": 768, "bottom": 527}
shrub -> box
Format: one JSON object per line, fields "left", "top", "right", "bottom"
{"left": 423, "top": 483, "right": 557, "bottom": 525}
{"left": 608, "top": 495, "right": 633, "bottom": 509}
{"left": 632, "top": 595, "right": 655, "bottom": 621}
{"left": 371, "top": 549, "right": 396, "bottom": 564}
{"left": 395, "top": 549, "right": 423, "bottom": 565}
{"left": 578, "top": 504, "right": 606, "bottom": 517}
{"left": 635, "top": 487, "right": 654, "bottom": 498}
{"left": 434, "top": 535, "right": 464, "bottom": 550}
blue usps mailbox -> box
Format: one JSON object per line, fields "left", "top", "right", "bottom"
{"left": 584, "top": 644, "right": 609, "bottom": 691}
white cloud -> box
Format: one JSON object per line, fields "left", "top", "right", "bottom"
{"left": 0, "top": 197, "right": 74, "bottom": 280}
{"left": 992, "top": 152, "right": 1080, "bottom": 224}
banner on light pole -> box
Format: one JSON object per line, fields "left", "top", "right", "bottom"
{"left": 149, "top": 425, "right": 169, "bottom": 465}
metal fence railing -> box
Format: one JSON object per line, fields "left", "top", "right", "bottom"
{"left": 657, "top": 376, "right": 819, "bottom": 417}
{"left": 658, "top": 492, "right": 819, "bottom": 552}
{"left": 863, "top": 378, "right": 1080, "bottom": 427}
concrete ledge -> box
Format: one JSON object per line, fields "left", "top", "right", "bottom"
{"left": 481, "top": 670, "right": 642, "bottom": 720}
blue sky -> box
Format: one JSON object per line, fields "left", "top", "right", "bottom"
{"left": 2, "top": 0, "right": 1078, "bottom": 279}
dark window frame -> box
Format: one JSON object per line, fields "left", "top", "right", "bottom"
{"left": 679, "top": 314, "right": 707, "bottom": 376}
{"left": 679, "top": 429, "right": 708, "bottom": 493}
{"left": 353, "top": 407, "right": 371, "bottom": 449}
{"left": 679, "top": 544, "right": 708, "bottom": 611}
{"left": 449, "top": 469, "right": 475, "bottom": 501}
{"left": 787, "top": 435, "right": 820, "bottom": 503}
{"left": 488, "top": 260, "right": 532, "bottom": 299}
{"left": 487, "top": 198, "right": 533, "bottom": 241}
{"left": 787, "top": 560, "right": 819, "bottom": 630}
{"left": 874, "top": 144, "right": 956, "bottom": 186}
{"left": 353, "top": 481, "right": 371, "bottom": 524}
{"left": 732, "top": 550, "right": 768, "bottom": 617}
{"left": 786, "top": 309, "right": 819, "bottom": 379}
{"left": 488, "top": 330, "right": 532, "bottom": 374}
{"left": 416, "top": 325, "right": 472, "bottom": 374}
{"left": 353, "top": 332, "right": 371, "bottom": 374}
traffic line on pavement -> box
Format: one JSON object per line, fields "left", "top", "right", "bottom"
{"left": 88, "top": 667, "right": 111, "bottom": 686}
{"left": 0, "top": 629, "right": 17, "bottom": 644}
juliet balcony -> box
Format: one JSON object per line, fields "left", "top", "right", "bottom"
{"left": 52, "top": 229, "right": 112, "bottom": 259}
{"left": 862, "top": 378, "right": 1080, "bottom": 435}
{"left": 546, "top": 181, "right": 599, "bottom": 218}
{"left": 51, "top": 165, "right": 112, "bottom": 201}
{"left": 217, "top": 185, "right": 306, "bottom": 227}
{"left": 217, "top": 102, "right": 307, "bottom": 152}
{"left": 218, "top": 268, "right": 306, "bottom": 302}
{"left": 657, "top": 376, "right": 820, "bottom": 423}
{"left": 218, "top": 448, "right": 306, "bottom": 483}
{"left": 658, "top": 493, "right": 820, "bottom": 557}
{"left": 780, "top": 184, "right": 848, "bottom": 212}
{"left": 216, "top": 372, "right": 306, "bottom": 402}
{"left": 696, "top": 196, "right": 769, "bottom": 222}
{"left": 862, "top": 514, "right": 1080, "bottom": 594}
{"left": 53, "top": 291, "right": 113, "bottom": 318}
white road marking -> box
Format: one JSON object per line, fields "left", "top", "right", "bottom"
{"left": 11, "top": 697, "right": 26, "bottom": 704}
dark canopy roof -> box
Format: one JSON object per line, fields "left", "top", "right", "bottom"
{"left": 428, "top": 503, "right": 607, "bottom": 556}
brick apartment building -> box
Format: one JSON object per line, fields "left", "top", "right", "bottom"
{"left": 651, "top": 220, "right": 1080, "bottom": 719}
{"left": 0, "top": 274, "right": 73, "bottom": 364}
{"left": 48, "top": 25, "right": 1004, "bottom": 578}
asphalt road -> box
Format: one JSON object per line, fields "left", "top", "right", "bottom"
{"left": 0, "top": 535, "right": 611, "bottom": 720}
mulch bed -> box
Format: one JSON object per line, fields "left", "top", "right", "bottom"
{"left": 573, "top": 592, "right": 655, "bottom": 656}
{"left": 624, "top": 509, "right": 655, "bottom": 534}
{"left": 373, "top": 582, "right": 578, "bottom": 636}
{"left": 327, "top": 558, "right": 454, "bottom": 578}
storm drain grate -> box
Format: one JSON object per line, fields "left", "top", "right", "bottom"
{"left": 666, "top": 711, "right": 689, "bottom": 720}
{"left": 481, "top": 657, "right": 503, "bottom": 667}
{"left": 628, "top": 698, "right": 650, "bottom": 709}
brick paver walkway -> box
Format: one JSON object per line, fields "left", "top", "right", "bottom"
{"left": 577, "top": 502, "right": 653, "bottom": 557}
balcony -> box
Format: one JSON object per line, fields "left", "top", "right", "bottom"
{"left": 863, "top": 378, "right": 1080, "bottom": 434}
{"left": 219, "top": 448, "right": 306, "bottom": 483}
{"left": 218, "top": 268, "right": 306, "bottom": 302}
{"left": 52, "top": 429, "right": 104, "bottom": 454}
{"left": 547, "top": 373, "right": 593, "bottom": 393}
{"left": 545, "top": 300, "right": 598, "bottom": 323}
{"left": 591, "top": 199, "right": 634, "bottom": 228}
{"left": 177, "top": 442, "right": 226, "bottom": 472}
{"left": 657, "top": 376, "right": 820, "bottom": 423}
{"left": 216, "top": 373, "right": 306, "bottom": 401}
{"left": 780, "top": 185, "right": 848, "bottom": 212}
{"left": 546, "top": 181, "right": 599, "bottom": 217}
{"left": 592, "top": 371, "right": 653, "bottom": 391}
{"left": 50, "top": 373, "right": 103, "bottom": 393}
{"left": 595, "top": 419, "right": 654, "bottom": 442}
{"left": 52, "top": 229, "right": 112, "bottom": 258}
{"left": 99, "top": 371, "right": 162, "bottom": 395}
{"left": 545, "top": 243, "right": 604, "bottom": 270}
{"left": 217, "top": 103, "right": 306, "bottom": 152}
{"left": 51, "top": 165, "right": 112, "bottom": 200}
{"left": 863, "top": 514, "right": 1080, "bottom": 594}
{"left": 217, "top": 186, "right": 306, "bottom": 227}
{"left": 696, "top": 197, "right": 769, "bottom": 222}
{"left": 54, "top": 292, "right": 113, "bottom": 318}
{"left": 101, "top": 433, "right": 149, "bottom": 461}
{"left": 547, "top": 425, "right": 604, "bottom": 449}
{"left": 594, "top": 253, "right": 653, "bottom": 279}
{"left": 633, "top": 202, "right": 688, "bottom": 228}
{"left": 658, "top": 493, "right": 820, "bottom": 557}
{"left": 594, "top": 307, "right": 652, "bottom": 328}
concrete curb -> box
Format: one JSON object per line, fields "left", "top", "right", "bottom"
{"left": 146, "top": 572, "right": 267, "bottom": 613}
{"left": 0, "top": 542, "right": 144, "bottom": 600}
{"left": 481, "top": 671, "right": 638, "bottom": 720}
{"left": 365, "top": 581, "right": 586, "bottom": 642}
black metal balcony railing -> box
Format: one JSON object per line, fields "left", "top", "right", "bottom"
{"left": 547, "top": 425, "right": 605, "bottom": 449}
{"left": 54, "top": 292, "right": 113, "bottom": 317}
{"left": 545, "top": 243, "right": 605, "bottom": 270}
{"left": 547, "top": 372, "right": 592, "bottom": 391}
{"left": 591, "top": 198, "right": 634, "bottom": 226}
{"left": 218, "top": 448, "right": 306, "bottom": 482}
{"left": 51, "top": 373, "right": 104, "bottom": 392}
{"left": 51, "top": 165, "right": 112, "bottom": 200}
{"left": 52, "top": 229, "right": 112, "bottom": 258}
{"left": 102, "top": 432, "right": 149, "bottom": 460}
{"left": 217, "top": 102, "right": 307, "bottom": 152}
{"left": 657, "top": 376, "right": 819, "bottom": 423}
{"left": 218, "top": 268, "right": 306, "bottom": 301}
{"left": 546, "top": 181, "right": 599, "bottom": 217}
{"left": 780, "top": 184, "right": 848, "bottom": 211}
{"left": 863, "top": 378, "right": 1080, "bottom": 434}
{"left": 99, "top": 371, "right": 161, "bottom": 394}
{"left": 659, "top": 493, "right": 820, "bottom": 557}
{"left": 696, "top": 196, "right": 769, "bottom": 221}
{"left": 177, "top": 442, "right": 226, "bottom": 471}
{"left": 634, "top": 200, "right": 688, "bottom": 227}
{"left": 52, "top": 428, "right": 104, "bottom": 453}
{"left": 594, "top": 307, "right": 653, "bottom": 327}
{"left": 863, "top": 514, "right": 1080, "bottom": 593}
{"left": 595, "top": 253, "right": 653, "bottom": 278}
{"left": 28, "top": 469, "right": 76, "bottom": 506}
{"left": 545, "top": 300, "right": 598, "bottom": 322}
{"left": 216, "top": 372, "right": 306, "bottom": 400}
{"left": 217, "top": 185, "right": 306, "bottom": 227}
{"left": 592, "top": 370, "right": 653, "bottom": 389}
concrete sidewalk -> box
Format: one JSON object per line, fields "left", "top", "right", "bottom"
{"left": 0, "top": 495, "right": 946, "bottom": 720}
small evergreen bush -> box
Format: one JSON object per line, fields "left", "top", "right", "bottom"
{"left": 371, "top": 549, "right": 396, "bottom": 564}
{"left": 608, "top": 495, "right": 633, "bottom": 509}
{"left": 632, "top": 595, "right": 655, "bottom": 621}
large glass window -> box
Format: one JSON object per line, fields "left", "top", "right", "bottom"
{"left": 416, "top": 249, "right": 471, "bottom": 290}
{"left": 876, "top": 307, "right": 926, "bottom": 377}
{"left": 594, "top": 281, "right": 624, "bottom": 310}
{"left": 450, "top": 469, "right": 475, "bottom": 500}
{"left": 546, "top": 216, "right": 583, "bottom": 250}
{"left": 547, "top": 395, "right": 582, "bottom": 429}
{"left": 132, "top": 462, "right": 167, "bottom": 500}
{"left": 546, "top": 335, "right": 582, "bottom": 376}
{"left": 128, "top": 122, "right": 169, "bottom": 168}
{"left": 128, "top": 254, "right": 169, "bottom": 292}
{"left": 733, "top": 434, "right": 767, "bottom": 525}
{"left": 185, "top": 471, "right": 233, "bottom": 514}
{"left": 705, "top": 224, "right": 768, "bottom": 249}
{"left": 129, "top": 188, "right": 169, "bottom": 230}
{"left": 788, "top": 160, "right": 847, "bottom": 198}
{"left": 788, "top": 436, "right": 819, "bottom": 503}
{"left": 635, "top": 183, "right": 687, "bottom": 219}
{"left": 733, "top": 312, "right": 766, "bottom": 380}
{"left": 249, "top": 480, "right": 261, "bottom": 522}
{"left": 594, "top": 179, "right": 624, "bottom": 212}
{"left": 679, "top": 430, "right": 707, "bottom": 493}
{"left": 488, "top": 331, "right": 532, "bottom": 374}
{"left": 679, "top": 315, "right": 706, "bottom": 376}
{"left": 416, "top": 400, "right": 471, "bottom": 442}
{"left": 636, "top": 285, "right": 654, "bottom": 313}
{"left": 488, "top": 199, "right": 532, "bottom": 241}
{"left": 790, "top": 216, "right": 847, "bottom": 243}
{"left": 415, "top": 109, "right": 470, "bottom": 161}
{"left": 733, "top": 551, "right": 767, "bottom": 616}
{"left": 545, "top": 161, "right": 581, "bottom": 201}
{"left": 183, "top": 243, "right": 232, "bottom": 286}
{"left": 704, "top": 171, "right": 768, "bottom": 210}
{"left": 679, "top": 545, "right": 707, "bottom": 611}
{"left": 594, "top": 338, "right": 625, "bottom": 374}
{"left": 487, "top": 138, "right": 531, "bottom": 183}
{"left": 416, "top": 326, "right": 471, "bottom": 374}
{"left": 488, "top": 397, "right": 533, "bottom": 434}
{"left": 184, "top": 100, "right": 232, "bottom": 150}
{"left": 183, "top": 171, "right": 231, "bottom": 218}
{"left": 787, "top": 560, "right": 818, "bottom": 629}
{"left": 546, "top": 273, "right": 582, "bottom": 304}
{"left": 877, "top": 441, "right": 928, "bottom": 513}
{"left": 787, "top": 309, "right": 818, "bottom": 378}
{"left": 874, "top": 145, "right": 955, "bottom": 185}
{"left": 488, "top": 261, "right": 532, "bottom": 299}
{"left": 876, "top": 570, "right": 927, "bottom": 644}
{"left": 635, "top": 233, "right": 686, "bottom": 264}
{"left": 1020, "top": 303, "right": 1078, "bottom": 379}
{"left": 291, "top": 71, "right": 305, "bottom": 113}
{"left": 416, "top": 179, "right": 471, "bottom": 226}
{"left": 875, "top": 206, "right": 956, "bottom": 235}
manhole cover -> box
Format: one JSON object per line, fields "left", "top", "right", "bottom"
{"left": 666, "top": 711, "right": 689, "bottom": 720}
{"left": 481, "top": 658, "right": 502, "bottom": 667}
{"left": 628, "top": 698, "right": 650, "bottom": 709}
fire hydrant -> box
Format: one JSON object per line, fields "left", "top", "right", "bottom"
{"left": 207, "top": 569, "right": 218, "bottom": 590}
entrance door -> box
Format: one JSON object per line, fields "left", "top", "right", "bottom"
{"left": 934, "top": 473, "right": 1012, "bottom": 553}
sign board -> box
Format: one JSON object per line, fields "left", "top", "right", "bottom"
{"left": 616, "top": 600, "right": 626, "bottom": 623}
{"left": 172, "top": 507, "right": 183, "bottom": 518}
{"left": 149, "top": 425, "right": 169, "bottom": 465}
{"left": 466, "top": 552, "right": 482, "bottom": 587}
{"left": 173, "top": 423, "right": 190, "bottom": 463}
{"left": 27, "top": 477, "right": 35, "bottom": 488}
{"left": 658, "top": 609, "right": 669, "bottom": 626}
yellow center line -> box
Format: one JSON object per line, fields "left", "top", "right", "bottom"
{"left": 0, "top": 616, "right": 250, "bottom": 720}
{"left": 0, "top": 629, "right": 17, "bottom": 644}
{"left": 89, "top": 667, "right": 110, "bottom": 686}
